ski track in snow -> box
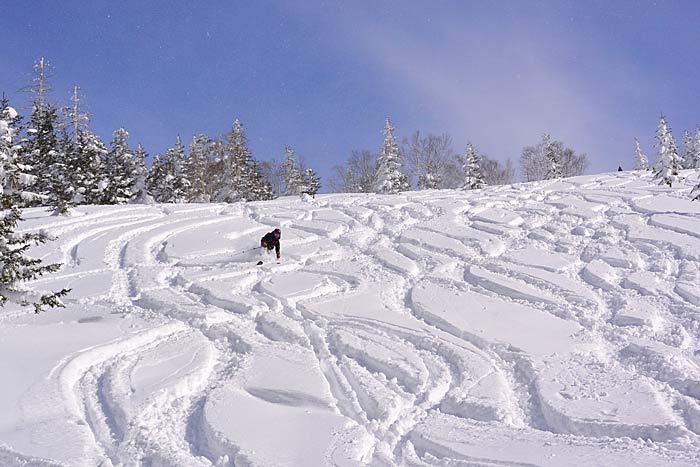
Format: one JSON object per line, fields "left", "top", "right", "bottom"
{"left": 3, "top": 171, "right": 700, "bottom": 466}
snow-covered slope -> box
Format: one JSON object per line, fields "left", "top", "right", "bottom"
{"left": 2, "top": 170, "right": 700, "bottom": 466}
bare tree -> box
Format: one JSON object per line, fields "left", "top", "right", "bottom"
{"left": 21, "top": 57, "right": 54, "bottom": 110}
{"left": 66, "top": 86, "right": 90, "bottom": 141}
{"left": 559, "top": 146, "right": 588, "bottom": 178}
{"left": 260, "top": 157, "right": 285, "bottom": 197}
{"left": 481, "top": 156, "right": 515, "bottom": 185}
{"left": 329, "top": 165, "right": 357, "bottom": 193}
{"left": 402, "top": 131, "right": 458, "bottom": 189}
{"left": 520, "top": 134, "right": 588, "bottom": 181}
{"left": 329, "top": 150, "right": 379, "bottom": 193}
{"left": 520, "top": 144, "right": 548, "bottom": 182}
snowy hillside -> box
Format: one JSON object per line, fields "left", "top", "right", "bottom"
{"left": 3, "top": 170, "right": 700, "bottom": 466}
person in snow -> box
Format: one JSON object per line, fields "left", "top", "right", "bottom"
{"left": 260, "top": 228, "right": 282, "bottom": 259}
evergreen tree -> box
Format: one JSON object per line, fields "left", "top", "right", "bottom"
{"left": 214, "top": 120, "right": 255, "bottom": 202}
{"left": 462, "top": 143, "right": 485, "bottom": 190}
{"left": 101, "top": 128, "right": 138, "bottom": 204}
{"left": 652, "top": 115, "right": 682, "bottom": 187}
{"left": 21, "top": 58, "right": 60, "bottom": 204}
{"left": 162, "top": 135, "right": 190, "bottom": 203}
{"left": 301, "top": 167, "right": 322, "bottom": 198}
{"left": 543, "top": 134, "right": 562, "bottom": 179}
{"left": 73, "top": 130, "right": 107, "bottom": 204}
{"left": 376, "top": 118, "right": 409, "bottom": 194}
{"left": 0, "top": 101, "right": 35, "bottom": 201}
{"left": 418, "top": 171, "right": 442, "bottom": 190}
{"left": 682, "top": 130, "right": 694, "bottom": 169}
{"left": 24, "top": 103, "right": 60, "bottom": 201}
{"left": 131, "top": 143, "right": 153, "bottom": 204}
{"left": 690, "top": 128, "right": 700, "bottom": 170}
{"left": 146, "top": 155, "right": 169, "bottom": 202}
{"left": 1, "top": 103, "right": 69, "bottom": 311}
{"left": 45, "top": 130, "right": 74, "bottom": 215}
{"left": 185, "top": 134, "right": 211, "bottom": 202}
{"left": 56, "top": 87, "right": 105, "bottom": 205}
{"left": 208, "top": 137, "right": 225, "bottom": 199}
{"left": 633, "top": 138, "right": 649, "bottom": 170}
{"left": 230, "top": 120, "right": 253, "bottom": 200}
{"left": 283, "top": 146, "right": 303, "bottom": 196}
{"left": 693, "top": 133, "right": 700, "bottom": 200}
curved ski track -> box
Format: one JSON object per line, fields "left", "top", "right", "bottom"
{"left": 5, "top": 171, "right": 700, "bottom": 466}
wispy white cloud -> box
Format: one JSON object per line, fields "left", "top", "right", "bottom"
{"left": 287, "top": 2, "right": 658, "bottom": 173}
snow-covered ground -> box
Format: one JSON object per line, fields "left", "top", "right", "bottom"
{"left": 2, "top": 170, "right": 700, "bottom": 466}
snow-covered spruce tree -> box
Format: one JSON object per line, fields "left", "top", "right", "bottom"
{"left": 130, "top": 143, "right": 153, "bottom": 204}
{"left": 211, "top": 137, "right": 230, "bottom": 202}
{"left": 652, "top": 115, "right": 682, "bottom": 187}
{"left": 633, "top": 138, "right": 649, "bottom": 170}
{"left": 73, "top": 129, "right": 107, "bottom": 204}
{"left": 693, "top": 182, "right": 700, "bottom": 202}
{"left": 691, "top": 130, "right": 700, "bottom": 202}
{"left": 146, "top": 155, "right": 168, "bottom": 202}
{"left": 185, "top": 134, "right": 212, "bottom": 202}
{"left": 418, "top": 171, "right": 441, "bottom": 190}
{"left": 24, "top": 103, "right": 60, "bottom": 203}
{"left": 543, "top": 134, "right": 562, "bottom": 179}
{"left": 682, "top": 130, "right": 694, "bottom": 169}
{"left": 282, "top": 146, "right": 303, "bottom": 196}
{"left": 100, "top": 128, "right": 139, "bottom": 204}
{"left": 215, "top": 120, "right": 255, "bottom": 202}
{"left": 688, "top": 128, "right": 700, "bottom": 170}
{"left": 230, "top": 120, "right": 254, "bottom": 200}
{"left": 0, "top": 101, "right": 33, "bottom": 201}
{"left": 56, "top": 87, "right": 106, "bottom": 206}
{"left": 44, "top": 85, "right": 96, "bottom": 214}
{"left": 45, "top": 131, "right": 74, "bottom": 215}
{"left": 376, "top": 118, "right": 409, "bottom": 194}
{"left": 1, "top": 103, "right": 69, "bottom": 311}
{"left": 162, "top": 135, "right": 190, "bottom": 203}
{"left": 20, "top": 58, "right": 60, "bottom": 204}
{"left": 462, "top": 143, "right": 485, "bottom": 190}
{"left": 301, "top": 167, "right": 321, "bottom": 198}
{"left": 207, "top": 138, "right": 225, "bottom": 198}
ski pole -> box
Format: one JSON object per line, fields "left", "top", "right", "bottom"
{"left": 230, "top": 246, "right": 261, "bottom": 257}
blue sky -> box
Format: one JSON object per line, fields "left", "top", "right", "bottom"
{"left": 2, "top": 1, "right": 699, "bottom": 184}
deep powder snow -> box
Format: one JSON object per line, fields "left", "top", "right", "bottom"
{"left": 1, "top": 170, "right": 700, "bottom": 466}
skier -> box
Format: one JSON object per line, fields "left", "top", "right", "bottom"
{"left": 260, "top": 228, "right": 282, "bottom": 260}
{"left": 618, "top": 165, "right": 623, "bottom": 172}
